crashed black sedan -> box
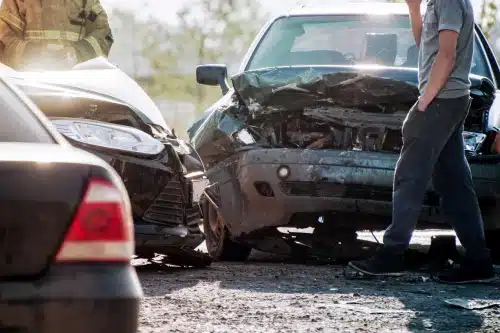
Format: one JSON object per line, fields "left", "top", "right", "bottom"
{"left": 189, "top": 3, "right": 500, "bottom": 262}
{"left": 2, "top": 58, "right": 211, "bottom": 267}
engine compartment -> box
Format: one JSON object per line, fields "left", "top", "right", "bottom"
{"left": 252, "top": 108, "right": 406, "bottom": 152}
{"left": 249, "top": 101, "right": 489, "bottom": 153}
{"left": 236, "top": 68, "right": 495, "bottom": 155}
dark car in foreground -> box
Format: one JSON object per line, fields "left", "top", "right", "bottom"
{"left": 0, "top": 77, "right": 141, "bottom": 332}
{"left": 1, "top": 58, "right": 211, "bottom": 268}
{"left": 190, "top": 3, "right": 500, "bottom": 262}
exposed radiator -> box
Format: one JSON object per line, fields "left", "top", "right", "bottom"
{"left": 144, "top": 177, "right": 185, "bottom": 226}
{"left": 143, "top": 176, "right": 203, "bottom": 234}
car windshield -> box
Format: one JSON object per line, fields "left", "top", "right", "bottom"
{"left": 247, "top": 15, "right": 491, "bottom": 79}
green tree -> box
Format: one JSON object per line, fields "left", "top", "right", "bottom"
{"left": 479, "top": 0, "right": 498, "bottom": 40}
{"left": 144, "top": 0, "right": 267, "bottom": 109}
{"left": 108, "top": 8, "right": 164, "bottom": 80}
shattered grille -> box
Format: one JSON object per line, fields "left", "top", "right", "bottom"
{"left": 280, "top": 181, "right": 440, "bottom": 206}
{"left": 186, "top": 206, "right": 202, "bottom": 235}
{"left": 143, "top": 177, "right": 203, "bottom": 234}
{"left": 144, "top": 177, "right": 185, "bottom": 226}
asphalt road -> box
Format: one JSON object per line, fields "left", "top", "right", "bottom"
{"left": 136, "top": 231, "right": 500, "bottom": 333}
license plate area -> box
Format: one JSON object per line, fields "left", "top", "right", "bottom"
{"left": 191, "top": 178, "right": 209, "bottom": 203}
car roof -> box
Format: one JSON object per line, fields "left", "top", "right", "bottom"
{"left": 287, "top": 2, "right": 414, "bottom": 16}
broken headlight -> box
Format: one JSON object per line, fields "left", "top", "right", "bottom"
{"left": 235, "top": 129, "right": 256, "bottom": 145}
{"left": 463, "top": 131, "right": 487, "bottom": 153}
{"left": 51, "top": 119, "right": 165, "bottom": 156}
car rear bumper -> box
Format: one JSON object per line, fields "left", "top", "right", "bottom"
{"left": 209, "top": 149, "right": 500, "bottom": 237}
{"left": 0, "top": 264, "right": 142, "bottom": 333}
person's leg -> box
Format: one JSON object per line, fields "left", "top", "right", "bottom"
{"left": 433, "top": 123, "right": 488, "bottom": 259}
{"left": 432, "top": 113, "right": 494, "bottom": 283}
{"left": 349, "top": 96, "right": 470, "bottom": 276}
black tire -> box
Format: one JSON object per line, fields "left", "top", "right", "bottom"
{"left": 485, "top": 230, "right": 500, "bottom": 264}
{"left": 202, "top": 201, "right": 252, "bottom": 261}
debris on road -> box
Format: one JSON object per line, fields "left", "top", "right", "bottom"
{"left": 138, "top": 262, "right": 500, "bottom": 332}
{"left": 332, "top": 303, "right": 413, "bottom": 314}
{"left": 133, "top": 248, "right": 212, "bottom": 270}
{"left": 444, "top": 299, "right": 500, "bottom": 310}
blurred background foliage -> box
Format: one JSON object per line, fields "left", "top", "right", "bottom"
{"left": 480, "top": 0, "right": 498, "bottom": 39}
{"left": 109, "top": 0, "right": 267, "bottom": 108}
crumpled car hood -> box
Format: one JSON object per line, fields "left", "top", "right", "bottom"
{"left": 190, "top": 65, "right": 496, "bottom": 166}
{"left": 230, "top": 66, "right": 493, "bottom": 117}
{"left": 0, "top": 58, "right": 168, "bottom": 129}
{"left": 232, "top": 67, "right": 420, "bottom": 116}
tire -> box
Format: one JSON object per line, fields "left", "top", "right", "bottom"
{"left": 202, "top": 201, "right": 252, "bottom": 261}
{"left": 485, "top": 230, "right": 500, "bottom": 264}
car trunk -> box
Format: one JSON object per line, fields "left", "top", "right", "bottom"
{"left": 0, "top": 144, "right": 89, "bottom": 279}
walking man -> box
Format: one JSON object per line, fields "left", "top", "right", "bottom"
{"left": 349, "top": 0, "right": 495, "bottom": 284}
{"left": 0, "top": 0, "right": 113, "bottom": 71}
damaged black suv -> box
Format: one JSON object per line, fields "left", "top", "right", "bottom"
{"left": 189, "top": 3, "right": 500, "bottom": 262}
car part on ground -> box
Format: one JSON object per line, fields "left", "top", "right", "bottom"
{"left": 3, "top": 58, "right": 212, "bottom": 268}
{"left": 189, "top": 6, "right": 500, "bottom": 263}
{"left": 0, "top": 76, "right": 141, "bottom": 332}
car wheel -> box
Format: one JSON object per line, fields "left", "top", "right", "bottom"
{"left": 202, "top": 201, "right": 252, "bottom": 261}
{"left": 485, "top": 230, "right": 500, "bottom": 264}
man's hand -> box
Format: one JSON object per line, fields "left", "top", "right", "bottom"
{"left": 417, "top": 95, "right": 431, "bottom": 112}
{"left": 420, "top": 30, "right": 459, "bottom": 111}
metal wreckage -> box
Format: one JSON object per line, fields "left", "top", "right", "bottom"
{"left": 2, "top": 58, "right": 213, "bottom": 268}
{"left": 189, "top": 65, "right": 500, "bottom": 263}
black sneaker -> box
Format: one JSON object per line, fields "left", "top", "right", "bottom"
{"left": 348, "top": 247, "right": 405, "bottom": 276}
{"left": 436, "top": 258, "right": 496, "bottom": 284}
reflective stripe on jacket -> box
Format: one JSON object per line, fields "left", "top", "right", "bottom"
{"left": 0, "top": 0, "right": 113, "bottom": 70}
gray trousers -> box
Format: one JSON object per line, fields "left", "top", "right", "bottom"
{"left": 383, "top": 95, "right": 490, "bottom": 260}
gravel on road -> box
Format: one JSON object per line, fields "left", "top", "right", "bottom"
{"left": 137, "top": 260, "right": 500, "bottom": 333}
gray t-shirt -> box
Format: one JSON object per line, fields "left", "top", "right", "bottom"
{"left": 418, "top": 0, "right": 474, "bottom": 98}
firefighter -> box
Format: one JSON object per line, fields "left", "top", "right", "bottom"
{"left": 0, "top": 0, "right": 113, "bottom": 71}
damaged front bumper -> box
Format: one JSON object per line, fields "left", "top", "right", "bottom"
{"left": 80, "top": 145, "right": 207, "bottom": 254}
{"left": 207, "top": 148, "right": 500, "bottom": 238}
{"left": 191, "top": 66, "right": 500, "bottom": 245}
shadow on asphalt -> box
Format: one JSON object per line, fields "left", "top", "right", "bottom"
{"left": 137, "top": 248, "right": 500, "bottom": 332}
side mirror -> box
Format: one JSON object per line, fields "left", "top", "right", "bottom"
{"left": 196, "top": 64, "right": 229, "bottom": 95}
{"left": 480, "top": 77, "right": 495, "bottom": 96}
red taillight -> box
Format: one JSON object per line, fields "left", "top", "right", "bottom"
{"left": 55, "top": 179, "right": 134, "bottom": 263}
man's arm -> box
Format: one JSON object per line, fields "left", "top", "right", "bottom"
{"left": 406, "top": 0, "right": 423, "bottom": 47}
{"left": 419, "top": 31, "right": 458, "bottom": 110}
{"left": 418, "top": 0, "right": 463, "bottom": 111}
{"left": 73, "top": 0, "right": 114, "bottom": 62}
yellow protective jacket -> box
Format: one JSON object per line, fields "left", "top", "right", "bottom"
{"left": 0, "top": 0, "right": 113, "bottom": 70}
